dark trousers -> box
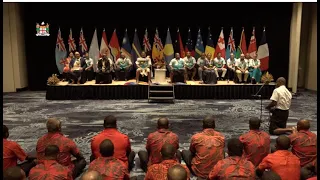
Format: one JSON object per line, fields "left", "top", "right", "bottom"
{"left": 85, "top": 69, "right": 94, "bottom": 81}
{"left": 90, "top": 151, "right": 136, "bottom": 171}
{"left": 181, "top": 150, "right": 194, "bottom": 175}
{"left": 69, "top": 70, "right": 86, "bottom": 84}
{"left": 72, "top": 159, "right": 87, "bottom": 178}
{"left": 95, "top": 72, "right": 112, "bottom": 84}
{"left": 186, "top": 67, "right": 196, "bottom": 80}
{"left": 138, "top": 150, "right": 182, "bottom": 172}
{"left": 115, "top": 67, "right": 131, "bottom": 80}
{"left": 18, "top": 160, "right": 37, "bottom": 177}
{"left": 269, "top": 109, "right": 289, "bottom": 135}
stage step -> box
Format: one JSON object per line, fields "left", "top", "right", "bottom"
{"left": 148, "top": 85, "right": 175, "bottom": 103}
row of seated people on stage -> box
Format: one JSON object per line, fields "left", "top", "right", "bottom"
{"left": 3, "top": 115, "right": 317, "bottom": 180}
{"left": 61, "top": 50, "right": 262, "bottom": 85}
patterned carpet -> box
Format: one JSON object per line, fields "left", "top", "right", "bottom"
{"left": 3, "top": 91, "right": 317, "bottom": 179}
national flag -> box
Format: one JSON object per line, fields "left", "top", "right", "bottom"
{"left": 185, "top": 28, "right": 195, "bottom": 56}
{"left": 214, "top": 28, "right": 226, "bottom": 59}
{"left": 164, "top": 28, "right": 174, "bottom": 65}
{"left": 79, "top": 28, "right": 88, "bottom": 55}
{"left": 240, "top": 27, "right": 247, "bottom": 55}
{"left": 100, "top": 28, "right": 111, "bottom": 58}
{"left": 174, "top": 28, "right": 185, "bottom": 58}
{"left": 131, "top": 28, "right": 142, "bottom": 65}
{"left": 121, "top": 29, "right": 132, "bottom": 59}
{"left": 68, "top": 28, "right": 76, "bottom": 52}
{"left": 257, "top": 28, "right": 269, "bottom": 71}
{"left": 226, "top": 28, "right": 236, "bottom": 60}
{"left": 195, "top": 29, "right": 204, "bottom": 59}
{"left": 143, "top": 28, "right": 152, "bottom": 56}
{"left": 248, "top": 27, "right": 257, "bottom": 58}
{"left": 205, "top": 27, "right": 215, "bottom": 59}
{"left": 109, "top": 29, "right": 121, "bottom": 63}
{"left": 152, "top": 28, "right": 164, "bottom": 61}
{"left": 89, "top": 29, "right": 100, "bottom": 72}
{"left": 55, "top": 28, "right": 67, "bottom": 74}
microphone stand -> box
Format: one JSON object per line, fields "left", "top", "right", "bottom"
{"left": 252, "top": 82, "right": 267, "bottom": 121}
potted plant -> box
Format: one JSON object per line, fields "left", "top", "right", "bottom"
{"left": 47, "top": 74, "right": 60, "bottom": 85}
{"left": 261, "top": 72, "right": 274, "bottom": 85}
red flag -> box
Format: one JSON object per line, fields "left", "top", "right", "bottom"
{"left": 185, "top": 28, "right": 195, "bottom": 57}
{"left": 240, "top": 28, "right": 247, "bottom": 54}
{"left": 214, "top": 28, "right": 226, "bottom": 59}
{"left": 100, "top": 29, "right": 110, "bottom": 58}
{"left": 177, "top": 30, "right": 185, "bottom": 58}
{"left": 109, "top": 29, "right": 121, "bottom": 63}
{"left": 248, "top": 27, "right": 257, "bottom": 58}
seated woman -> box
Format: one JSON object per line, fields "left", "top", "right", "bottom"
{"left": 203, "top": 58, "right": 217, "bottom": 84}
{"left": 248, "top": 54, "right": 262, "bottom": 84}
{"left": 136, "top": 51, "right": 152, "bottom": 84}
{"left": 169, "top": 53, "right": 186, "bottom": 83}
{"left": 96, "top": 54, "right": 113, "bottom": 84}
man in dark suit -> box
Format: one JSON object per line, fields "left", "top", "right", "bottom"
{"left": 96, "top": 53, "right": 113, "bottom": 84}
{"left": 69, "top": 52, "right": 87, "bottom": 84}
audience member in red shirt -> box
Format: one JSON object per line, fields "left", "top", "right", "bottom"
{"left": 289, "top": 119, "right": 317, "bottom": 167}
{"left": 167, "top": 165, "right": 188, "bottom": 180}
{"left": 91, "top": 115, "right": 135, "bottom": 171}
{"left": 261, "top": 170, "right": 281, "bottom": 180}
{"left": 145, "top": 144, "right": 190, "bottom": 180}
{"left": 3, "top": 166, "right": 27, "bottom": 180}
{"left": 256, "top": 135, "right": 301, "bottom": 180}
{"left": 239, "top": 117, "right": 270, "bottom": 166}
{"left": 80, "top": 170, "right": 103, "bottom": 180}
{"left": 138, "top": 117, "right": 180, "bottom": 172}
{"left": 3, "top": 125, "right": 36, "bottom": 176}
{"left": 89, "top": 139, "right": 130, "bottom": 180}
{"left": 181, "top": 116, "right": 225, "bottom": 179}
{"left": 208, "top": 138, "right": 256, "bottom": 180}
{"left": 29, "top": 145, "right": 73, "bottom": 180}
{"left": 36, "top": 118, "right": 86, "bottom": 178}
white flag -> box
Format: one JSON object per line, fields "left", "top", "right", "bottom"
{"left": 89, "top": 29, "right": 100, "bottom": 72}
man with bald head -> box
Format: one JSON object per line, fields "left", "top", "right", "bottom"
{"left": 91, "top": 115, "right": 135, "bottom": 171}
{"left": 182, "top": 116, "right": 225, "bottom": 179}
{"left": 96, "top": 53, "right": 113, "bottom": 84}
{"left": 29, "top": 145, "right": 72, "bottom": 180}
{"left": 289, "top": 119, "right": 317, "bottom": 167}
{"left": 89, "top": 139, "right": 129, "bottom": 179}
{"left": 167, "top": 165, "right": 188, "bottom": 180}
{"left": 145, "top": 144, "right": 190, "bottom": 180}
{"left": 235, "top": 53, "right": 249, "bottom": 83}
{"left": 36, "top": 118, "right": 86, "bottom": 178}
{"left": 266, "top": 77, "right": 292, "bottom": 135}
{"left": 115, "top": 52, "right": 132, "bottom": 81}
{"left": 169, "top": 53, "right": 186, "bottom": 83}
{"left": 3, "top": 166, "right": 26, "bottom": 180}
{"left": 257, "top": 135, "right": 300, "bottom": 180}
{"left": 81, "top": 171, "right": 103, "bottom": 180}
{"left": 69, "top": 51, "right": 87, "bottom": 84}
{"left": 138, "top": 117, "right": 179, "bottom": 172}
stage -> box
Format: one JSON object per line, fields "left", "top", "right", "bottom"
{"left": 46, "top": 79, "right": 276, "bottom": 100}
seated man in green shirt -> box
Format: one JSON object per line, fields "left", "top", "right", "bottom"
{"left": 213, "top": 52, "right": 227, "bottom": 81}
{"left": 184, "top": 51, "right": 196, "bottom": 81}
{"left": 115, "top": 53, "right": 132, "bottom": 81}
{"left": 169, "top": 53, "right": 186, "bottom": 83}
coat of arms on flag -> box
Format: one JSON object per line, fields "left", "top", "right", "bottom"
{"left": 36, "top": 22, "right": 50, "bottom": 36}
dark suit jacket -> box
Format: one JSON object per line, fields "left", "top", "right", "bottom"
{"left": 69, "top": 57, "right": 87, "bottom": 70}
{"left": 97, "top": 58, "right": 112, "bottom": 72}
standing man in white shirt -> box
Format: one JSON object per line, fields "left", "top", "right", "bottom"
{"left": 169, "top": 53, "right": 186, "bottom": 83}
{"left": 266, "top": 77, "right": 292, "bottom": 135}
{"left": 184, "top": 51, "right": 196, "bottom": 81}
{"left": 213, "top": 52, "right": 227, "bottom": 81}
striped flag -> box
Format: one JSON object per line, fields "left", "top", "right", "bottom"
{"left": 195, "top": 29, "right": 204, "bottom": 59}
{"left": 257, "top": 27, "right": 269, "bottom": 71}
{"left": 143, "top": 28, "right": 152, "bottom": 56}
{"left": 89, "top": 29, "right": 100, "bottom": 72}
{"left": 121, "top": 29, "right": 132, "bottom": 59}
{"left": 100, "top": 29, "right": 110, "bottom": 58}
{"left": 109, "top": 29, "right": 121, "bottom": 63}
{"left": 79, "top": 28, "right": 88, "bottom": 55}
{"left": 131, "top": 29, "right": 142, "bottom": 65}
{"left": 152, "top": 28, "right": 164, "bottom": 61}
{"left": 226, "top": 28, "right": 236, "bottom": 60}
{"left": 55, "top": 28, "right": 67, "bottom": 74}
{"left": 163, "top": 28, "right": 174, "bottom": 65}
{"left": 68, "top": 28, "right": 76, "bottom": 52}
{"left": 214, "top": 28, "right": 225, "bottom": 59}
{"left": 248, "top": 27, "right": 257, "bottom": 58}
{"left": 205, "top": 27, "right": 215, "bottom": 59}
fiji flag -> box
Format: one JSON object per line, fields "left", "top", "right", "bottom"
{"left": 131, "top": 29, "right": 142, "bottom": 66}
{"left": 121, "top": 29, "right": 132, "bottom": 59}
{"left": 55, "top": 28, "right": 67, "bottom": 74}
{"left": 195, "top": 29, "right": 204, "bottom": 59}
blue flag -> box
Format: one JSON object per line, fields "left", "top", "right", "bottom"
{"left": 195, "top": 29, "right": 204, "bottom": 59}
{"left": 226, "top": 28, "right": 236, "bottom": 60}
{"left": 131, "top": 29, "right": 142, "bottom": 66}
{"left": 163, "top": 28, "right": 174, "bottom": 65}
{"left": 55, "top": 28, "right": 67, "bottom": 74}
{"left": 121, "top": 29, "right": 132, "bottom": 59}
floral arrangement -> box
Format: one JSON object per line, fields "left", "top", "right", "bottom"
{"left": 47, "top": 74, "right": 60, "bottom": 85}
{"left": 261, "top": 72, "right": 274, "bottom": 84}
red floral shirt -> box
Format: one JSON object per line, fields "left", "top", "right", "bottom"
{"left": 29, "top": 160, "right": 73, "bottom": 180}
{"left": 3, "top": 138, "right": 27, "bottom": 170}
{"left": 88, "top": 157, "right": 129, "bottom": 180}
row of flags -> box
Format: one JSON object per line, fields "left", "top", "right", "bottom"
{"left": 55, "top": 27, "right": 269, "bottom": 74}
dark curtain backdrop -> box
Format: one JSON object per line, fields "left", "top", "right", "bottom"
{"left": 22, "top": 2, "right": 293, "bottom": 90}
